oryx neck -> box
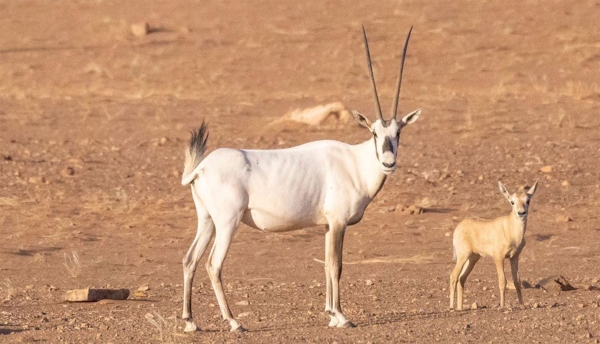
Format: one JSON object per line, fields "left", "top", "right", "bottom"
{"left": 353, "top": 138, "right": 388, "bottom": 199}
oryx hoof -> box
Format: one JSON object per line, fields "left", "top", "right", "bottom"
{"left": 183, "top": 321, "right": 199, "bottom": 333}
{"left": 230, "top": 325, "right": 247, "bottom": 333}
{"left": 337, "top": 320, "right": 356, "bottom": 328}
{"left": 326, "top": 312, "right": 339, "bottom": 327}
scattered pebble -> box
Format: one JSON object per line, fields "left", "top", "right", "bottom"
{"left": 131, "top": 22, "right": 149, "bottom": 37}
{"left": 556, "top": 214, "right": 573, "bottom": 223}
{"left": 365, "top": 279, "right": 374, "bottom": 286}
{"left": 540, "top": 165, "right": 553, "bottom": 173}
{"left": 235, "top": 300, "right": 249, "bottom": 306}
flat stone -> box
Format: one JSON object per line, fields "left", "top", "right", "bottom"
{"left": 65, "top": 288, "right": 130, "bottom": 302}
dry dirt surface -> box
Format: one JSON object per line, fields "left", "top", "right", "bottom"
{"left": 1, "top": 0, "right": 600, "bottom": 343}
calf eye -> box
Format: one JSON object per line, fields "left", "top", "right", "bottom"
{"left": 510, "top": 201, "right": 515, "bottom": 205}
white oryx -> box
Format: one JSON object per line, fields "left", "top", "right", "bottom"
{"left": 180, "top": 26, "right": 421, "bottom": 332}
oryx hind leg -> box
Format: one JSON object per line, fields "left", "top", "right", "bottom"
{"left": 205, "top": 212, "right": 245, "bottom": 332}
{"left": 182, "top": 186, "right": 215, "bottom": 332}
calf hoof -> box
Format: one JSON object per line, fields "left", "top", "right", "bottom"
{"left": 183, "top": 321, "right": 199, "bottom": 333}
{"left": 337, "top": 321, "right": 356, "bottom": 328}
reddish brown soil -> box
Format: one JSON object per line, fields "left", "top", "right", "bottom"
{"left": 1, "top": 1, "right": 600, "bottom": 343}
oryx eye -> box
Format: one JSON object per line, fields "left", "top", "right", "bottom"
{"left": 510, "top": 201, "right": 514, "bottom": 205}
{"left": 396, "top": 130, "right": 400, "bottom": 136}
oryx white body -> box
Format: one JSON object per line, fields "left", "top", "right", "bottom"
{"left": 188, "top": 140, "right": 386, "bottom": 233}
{"left": 449, "top": 181, "right": 539, "bottom": 311}
{"left": 180, "top": 25, "right": 420, "bottom": 333}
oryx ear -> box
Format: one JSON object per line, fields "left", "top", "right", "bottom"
{"left": 498, "top": 181, "right": 511, "bottom": 201}
{"left": 351, "top": 110, "right": 373, "bottom": 129}
{"left": 400, "top": 109, "right": 421, "bottom": 127}
{"left": 526, "top": 180, "right": 539, "bottom": 197}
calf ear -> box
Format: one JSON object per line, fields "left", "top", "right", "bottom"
{"left": 400, "top": 109, "right": 421, "bottom": 127}
{"left": 351, "top": 110, "right": 373, "bottom": 129}
{"left": 498, "top": 181, "right": 511, "bottom": 201}
{"left": 527, "top": 180, "right": 539, "bottom": 197}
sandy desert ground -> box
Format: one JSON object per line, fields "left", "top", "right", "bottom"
{"left": 1, "top": 0, "right": 600, "bottom": 342}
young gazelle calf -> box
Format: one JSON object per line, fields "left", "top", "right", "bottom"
{"left": 449, "top": 181, "right": 539, "bottom": 310}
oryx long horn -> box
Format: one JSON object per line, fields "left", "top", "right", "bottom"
{"left": 391, "top": 26, "right": 413, "bottom": 120}
{"left": 361, "top": 25, "right": 384, "bottom": 122}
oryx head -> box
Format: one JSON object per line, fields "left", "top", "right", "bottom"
{"left": 352, "top": 25, "right": 421, "bottom": 175}
{"left": 498, "top": 181, "right": 539, "bottom": 220}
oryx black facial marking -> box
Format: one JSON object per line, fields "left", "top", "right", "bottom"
{"left": 382, "top": 136, "right": 393, "bottom": 154}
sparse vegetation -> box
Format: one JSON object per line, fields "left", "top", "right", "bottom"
{"left": 62, "top": 251, "right": 81, "bottom": 278}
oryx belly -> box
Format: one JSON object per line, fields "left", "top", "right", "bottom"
{"left": 241, "top": 148, "right": 329, "bottom": 232}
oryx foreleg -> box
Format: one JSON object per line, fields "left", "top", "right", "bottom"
{"left": 324, "top": 222, "right": 354, "bottom": 328}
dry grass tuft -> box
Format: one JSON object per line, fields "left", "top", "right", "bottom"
{"left": 145, "top": 312, "right": 183, "bottom": 343}
{"left": 63, "top": 251, "right": 81, "bottom": 278}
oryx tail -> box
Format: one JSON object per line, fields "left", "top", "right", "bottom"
{"left": 181, "top": 122, "right": 209, "bottom": 185}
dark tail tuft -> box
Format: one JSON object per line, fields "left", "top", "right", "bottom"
{"left": 182, "top": 121, "right": 209, "bottom": 185}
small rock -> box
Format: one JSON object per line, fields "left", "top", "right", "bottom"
{"left": 400, "top": 205, "right": 423, "bottom": 215}
{"left": 28, "top": 176, "right": 45, "bottom": 184}
{"left": 532, "top": 302, "right": 539, "bottom": 309}
{"left": 578, "top": 303, "right": 585, "bottom": 308}
{"left": 365, "top": 279, "right": 374, "bottom": 286}
{"left": 471, "top": 302, "right": 478, "bottom": 310}
{"left": 522, "top": 280, "right": 534, "bottom": 289}
{"left": 25, "top": 285, "right": 35, "bottom": 290}
{"left": 482, "top": 286, "right": 488, "bottom": 291}
{"left": 64, "top": 167, "right": 75, "bottom": 176}
{"left": 561, "top": 180, "right": 570, "bottom": 187}
{"left": 536, "top": 275, "right": 575, "bottom": 292}
{"left": 137, "top": 285, "right": 150, "bottom": 292}
{"left": 556, "top": 215, "right": 573, "bottom": 223}
{"left": 235, "top": 300, "right": 249, "bottom": 306}
{"left": 131, "top": 22, "right": 149, "bottom": 37}
{"left": 237, "top": 312, "right": 251, "bottom": 318}
{"left": 540, "top": 165, "right": 553, "bottom": 173}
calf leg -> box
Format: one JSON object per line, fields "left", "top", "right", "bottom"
{"left": 449, "top": 252, "right": 469, "bottom": 310}
{"left": 494, "top": 257, "right": 507, "bottom": 308}
{"left": 457, "top": 253, "right": 480, "bottom": 309}
{"left": 510, "top": 255, "right": 523, "bottom": 304}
